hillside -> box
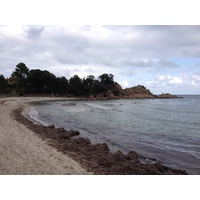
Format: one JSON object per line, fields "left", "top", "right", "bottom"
{"left": 122, "top": 85, "right": 155, "bottom": 99}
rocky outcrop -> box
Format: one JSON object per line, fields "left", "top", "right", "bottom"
{"left": 157, "top": 93, "right": 179, "bottom": 98}
{"left": 96, "top": 84, "right": 180, "bottom": 99}
{"left": 95, "top": 82, "right": 124, "bottom": 99}
{"left": 123, "top": 85, "right": 152, "bottom": 95}
{"left": 122, "top": 85, "right": 155, "bottom": 99}
{"left": 96, "top": 90, "right": 117, "bottom": 99}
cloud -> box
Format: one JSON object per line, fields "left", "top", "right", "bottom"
{"left": 120, "top": 60, "right": 154, "bottom": 68}
{"left": 1, "top": 25, "right": 200, "bottom": 94}
{"left": 119, "top": 80, "right": 130, "bottom": 88}
{"left": 156, "top": 75, "right": 183, "bottom": 85}
{"left": 24, "top": 26, "right": 45, "bottom": 38}
{"left": 147, "top": 73, "right": 200, "bottom": 94}
{"left": 157, "top": 59, "right": 179, "bottom": 68}
{"left": 192, "top": 73, "right": 200, "bottom": 84}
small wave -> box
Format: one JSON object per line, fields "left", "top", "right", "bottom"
{"left": 29, "top": 107, "right": 38, "bottom": 120}
{"left": 62, "top": 103, "right": 77, "bottom": 106}
{"left": 104, "top": 103, "right": 115, "bottom": 107}
{"left": 29, "top": 107, "right": 48, "bottom": 126}
{"left": 85, "top": 103, "right": 110, "bottom": 110}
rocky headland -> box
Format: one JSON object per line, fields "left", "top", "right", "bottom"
{"left": 94, "top": 83, "right": 180, "bottom": 100}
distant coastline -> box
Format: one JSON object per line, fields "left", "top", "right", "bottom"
{"left": 1, "top": 63, "right": 181, "bottom": 100}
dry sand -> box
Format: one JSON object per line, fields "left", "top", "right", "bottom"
{"left": 0, "top": 97, "right": 92, "bottom": 175}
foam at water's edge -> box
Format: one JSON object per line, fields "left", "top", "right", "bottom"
{"left": 29, "top": 107, "right": 48, "bottom": 126}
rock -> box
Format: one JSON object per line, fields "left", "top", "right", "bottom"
{"left": 125, "top": 151, "right": 139, "bottom": 162}
{"left": 122, "top": 85, "right": 155, "bottom": 99}
{"left": 68, "top": 130, "right": 80, "bottom": 137}
{"left": 59, "top": 135, "right": 70, "bottom": 140}
{"left": 94, "top": 83, "right": 179, "bottom": 100}
{"left": 157, "top": 93, "right": 179, "bottom": 98}
{"left": 112, "top": 150, "right": 126, "bottom": 162}
{"left": 48, "top": 125, "right": 55, "bottom": 129}
{"left": 57, "top": 127, "right": 66, "bottom": 133}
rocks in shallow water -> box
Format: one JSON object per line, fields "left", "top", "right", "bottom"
{"left": 112, "top": 150, "right": 126, "bottom": 162}
{"left": 93, "top": 143, "right": 110, "bottom": 152}
{"left": 48, "top": 125, "right": 55, "bottom": 129}
{"left": 125, "top": 151, "right": 139, "bottom": 163}
{"left": 57, "top": 127, "right": 66, "bottom": 133}
{"left": 145, "top": 163, "right": 188, "bottom": 175}
{"left": 68, "top": 130, "right": 80, "bottom": 137}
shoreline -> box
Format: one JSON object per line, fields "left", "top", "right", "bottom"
{"left": 3, "top": 97, "right": 187, "bottom": 175}
{"left": 0, "top": 97, "right": 92, "bottom": 175}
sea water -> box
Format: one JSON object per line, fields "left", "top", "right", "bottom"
{"left": 29, "top": 95, "right": 200, "bottom": 174}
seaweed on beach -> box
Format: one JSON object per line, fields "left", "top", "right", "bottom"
{"left": 12, "top": 108, "right": 188, "bottom": 175}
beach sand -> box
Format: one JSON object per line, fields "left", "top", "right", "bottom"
{"left": 0, "top": 97, "right": 92, "bottom": 175}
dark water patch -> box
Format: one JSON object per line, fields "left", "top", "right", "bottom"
{"left": 62, "top": 103, "right": 77, "bottom": 106}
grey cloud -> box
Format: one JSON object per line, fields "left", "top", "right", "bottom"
{"left": 182, "top": 48, "right": 200, "bottom": 58}
{"left": 1, "top": 25, "right": 200, "bottom": 80}
{"left": 40, "top": 26, "right": 200, "bottom": 68}
{"left": 120, "top": 60, "right": 154, "bottom": 68}
{"left": 110, "top": 26, "right": 200, "bottom": 59}
{"left": 157, "top": 59, "right": 179, "bottom": 68}
{"left": 24, "top": 26, "right": 45, "bottom": 39}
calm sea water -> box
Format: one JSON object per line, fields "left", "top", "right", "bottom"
{"left": 29, "top": 95, "right": 200, "bottom": 174}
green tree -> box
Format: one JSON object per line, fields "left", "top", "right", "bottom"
{"left": 99, "top": 73, "right": 114, "bottom": 84}
{"left": 69, "top": 75, "right": 83, "bottom": 95}
{"left": 6, "top": 62, "right": 121, "bottom": 97}
{"left": 12, "top": 62, "right": 29, "bottom": 80}
{"left": 11, "top": 62, "right": 30, "bottom": 95}
{"left": 82, "top": 75, "right": 97, "bottom": 95}
{"left": 0, "top": 74, "right": 9, "bottom": 94}
{"left": 92, "top": 83, "right": 108, "bottom": 94}
{"left": 84, "top": 75, "right": 96, "bottom": 85}
{"left": 56, "top": 76, "right": 69, "bottom": 95}
{"left": 28, "top": 69, "right": 57, "bottom": 94}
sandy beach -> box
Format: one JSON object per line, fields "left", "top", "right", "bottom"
{"left": 0, "top": 97, "right": 92, "bottom": 175}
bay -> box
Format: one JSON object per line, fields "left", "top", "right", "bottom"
{"left": 29, "top": 95, "right": 200, "bottom": 174}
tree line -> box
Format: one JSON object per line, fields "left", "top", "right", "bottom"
{"left": 0, "top": 62, "right": 118, "bottom": 97}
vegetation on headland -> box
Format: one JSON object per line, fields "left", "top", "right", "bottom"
{"left": 0, "top": 62, "right": 178, "bottom": 99}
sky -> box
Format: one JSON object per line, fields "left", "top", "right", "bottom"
{"left": 1, "top": 25, "right": 200, "bottom": 94}
{"left": 0, "top": 25, "right": 200, "bottom": 94}
{"left": 1, "top": 0, "right": 200, "bottom": 95}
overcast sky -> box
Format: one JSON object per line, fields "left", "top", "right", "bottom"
{"left": 0, "top": 25, "right": 200, "bottom": 94}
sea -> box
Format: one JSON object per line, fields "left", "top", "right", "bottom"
{"left": 29, "top": 95, "right": 200, "bottom": 175}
